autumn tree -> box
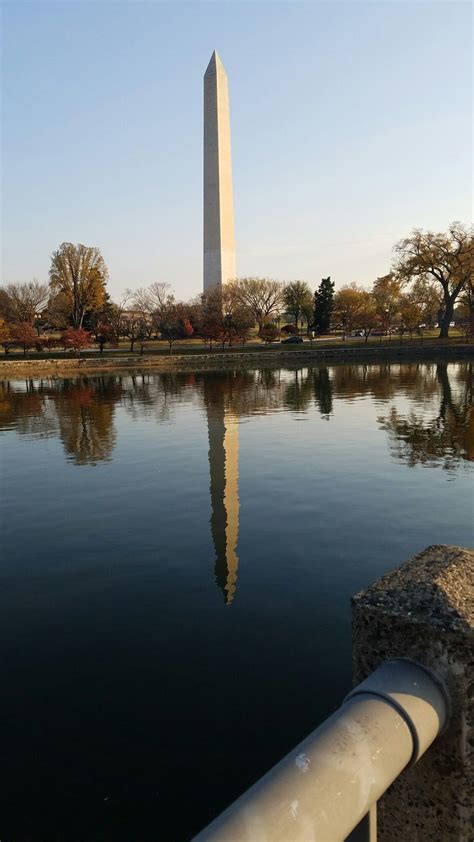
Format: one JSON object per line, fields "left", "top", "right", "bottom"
{"left": 313, "top": 276, "right": 335, "bottom": 334}
{"left": 352, "top": 292, "right": 379, "bottom": 342}
{"left": 398, "top": 294, "right": 425, "bottom": 340}
{"left": 128, "top": 283, "right": 174, "bottom": 340}
{"left": 457, "top": 271, "right": 474, "bottom": 340}
{"left": 131, "top": 287, "right": 154, "bottom": 322}
{"left": 396, "top": 278, "right": 438, "bottom": 341}
{"left": 60, "top": 327, "right": 92, "bottom": 356}
{"left": 199, "top": 288, "right": 224, "bottom": 350}
{"left": 372, "top": 274, "right": 402, "bottom": 337}
{"left": 0, "top": 319, "right": 14, "bottom": 355}
{"left": 106, "top": 293, "right": 131, "bottom": 340}
{"left": 111, "top": 291, "right": 146, "bottom": 352}
{"left": 412, "top": 277, "right": 442, "bottom": 326}
{"left": 1, "top": 281, "right": 49, "bottom": 329}
{"left": 283, "top": 281, "right": 313, "bottom": 332}
{"left": 159, "top": 302, "right": 186, "bottom": 354}
{"left": 333, "top": 284, "right": 366, "bottom": 339}
{"left": 259, "top": 323, "right": 280, "bottom": 344}
{"left": 182, "top": 296, "right": 206, "bottom": 335}
{"left": 217, "top": 284, "right": 255, "bottom": 345}
{"left": 458, "top": 267, "right": 474, "bottom": 320}
{"left": 42, "top": 336, "right": 59, "bottom": 355}
{"left": 232, "top": 277, "right": 283, "bottom": 330}
{"left": 230, "top": 306, "right": 255, "bottom": 346}
{"left": 393, "top": 222, "right": 473, "bottom": 338}
{"left": 44, "top": 292, "right": 72, "bottom": 330}
{"left": 49, "top": 242, "right": 108, "bottom": 328}
{"left": 93, "top": 322, "right": 118, "bottom": 354}
{"left": 180, "top": 318, "right": 194, "bottom": 339}
{"left": 201, "top": 314, "right": 224, "bottom": 350}
{"left": 120, "top": 312, "right": 146, "bottom": 352}
{"left": 302, "top": 297, "right": 314, "bottom": 336}
{"left": 0, "top": 289, "right": 13, "bottom": 321}
{"left": 11, "top": 322, "right": 38, "bottom": 356}
{"left": 146, "top": 282, "right": 174, "bottom": 336}
{"left": 83, "top": 292, "right": 117, "bottom": 333}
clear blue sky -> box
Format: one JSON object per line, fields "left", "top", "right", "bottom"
{"left": 2, "top": 1, "right": 472, "bottom": 300}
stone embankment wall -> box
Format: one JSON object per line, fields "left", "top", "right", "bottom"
{"left": 0, "top": 343, "right": 472, "bottom": 378}
{"left": 352, "top": 545, "right": 474, "bottom": 841}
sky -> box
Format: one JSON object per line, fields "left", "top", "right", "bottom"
{"left": 1, "top": 0, "right": 472, "bottom": 301}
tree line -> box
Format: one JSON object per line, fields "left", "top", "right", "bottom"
{"left": 0, "top": 222, "right": 472, "bottom": 355}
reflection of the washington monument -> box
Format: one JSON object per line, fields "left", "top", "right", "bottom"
{"left": 204, "top": 383, "right": 240, "bottom": 605}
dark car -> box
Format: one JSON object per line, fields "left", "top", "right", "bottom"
{"left": 281, "top": 335, "right": 303, "bottom": 344}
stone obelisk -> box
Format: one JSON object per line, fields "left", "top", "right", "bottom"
{"left": 203, "top": 51, "right": 236, "bottom": 292}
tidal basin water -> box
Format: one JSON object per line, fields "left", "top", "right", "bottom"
{"left": 1, "top": 361, "right": 473, "bottom": 841}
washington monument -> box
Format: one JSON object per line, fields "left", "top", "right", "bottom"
{"left": 203, "top": 54, "right": 240, "bottom": 604}
{"left": 203, "top": 51, "right": 236, "bottom": 292}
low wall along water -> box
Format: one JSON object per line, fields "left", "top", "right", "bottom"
{"left": 0, "top": 343, "right": 472, "bottom": 378}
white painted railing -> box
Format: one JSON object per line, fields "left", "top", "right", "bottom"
{"left": 192, "top": 659, "right": 449, "bottom": 842}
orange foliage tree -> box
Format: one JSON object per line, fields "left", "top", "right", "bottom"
{"left": 60, "top": 327, "right": 92, "bottom": 356}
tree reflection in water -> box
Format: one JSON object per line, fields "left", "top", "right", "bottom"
{"left": 1, "top": 363, "right": 472, "bottom": 470}
{"left": 0, "top": 376, "right": 122, "bottom": 465}
{"left": 313, "top": 367, "right": 333, "bottom": 418}
{"left": 54, "top": 378, "right": 121, "bottom": 465}
{"left": 1, "top": 362, "right": 472, "bottom": 603}
{"left": 377, "top": 363, "right": 473, "bottom": 470}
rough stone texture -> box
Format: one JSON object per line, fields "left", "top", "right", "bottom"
{"left": 0, "top": 343, "right": 472, "bottom": 380}
{"left": 203, "top": 51, "right": 236, "bottom": 292}
{"left": 352, "top": 545, "right": 474, "bottom": 841}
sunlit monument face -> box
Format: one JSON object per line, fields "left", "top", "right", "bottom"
{"left": 203, "top": 51, "right": 236, "bottom": 292}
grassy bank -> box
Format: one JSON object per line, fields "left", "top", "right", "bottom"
{"left": 0, "top": 338, "right": 472, "bottom": 379}
{"left": 0, "top": 330, "right": 469, "bottom": 360}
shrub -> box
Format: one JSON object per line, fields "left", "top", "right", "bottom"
{"left": 259, "top": 324, "right": 280, "bottom": 344}
{"left": 60, "top": 327, "right": 92, "bottom": 356}
{"left": 11, "top": 322, "right": 37, "bottom": 356}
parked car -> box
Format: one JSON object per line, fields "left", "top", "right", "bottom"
{"left": 281, "top": 335, "right": 303, "bottom": 344}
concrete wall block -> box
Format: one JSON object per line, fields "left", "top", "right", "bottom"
{"left": 352, "top": 545, "right": 474, "bottom": 841}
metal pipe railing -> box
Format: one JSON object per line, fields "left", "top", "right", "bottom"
{"left": 192, "top": 659, "right": 449, "bottom": 842}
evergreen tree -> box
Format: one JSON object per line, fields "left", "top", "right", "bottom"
{"left": 313, "top": 276, "right": 335, "bottom": 334}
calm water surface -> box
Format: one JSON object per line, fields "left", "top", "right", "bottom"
{"left": 0, "top": 361, "right": 473, "bottom": 841}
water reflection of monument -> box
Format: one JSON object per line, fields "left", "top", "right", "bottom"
{"left": 205, "top": 385, "right": 240, "bottom": 605}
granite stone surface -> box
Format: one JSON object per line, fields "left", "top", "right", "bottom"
{"left": 352, "top": 545, "right": 474, "bottom": 841}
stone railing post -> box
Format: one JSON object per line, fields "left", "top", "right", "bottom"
{"left": 352, "top": 544, "right": 473, "bottom": 841}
